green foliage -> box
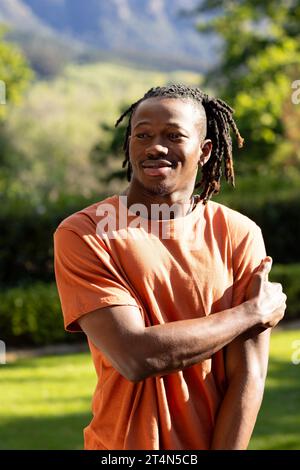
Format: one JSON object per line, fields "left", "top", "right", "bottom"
{"left": 0, "top": 192, "right": 99, "bottom": 287}
{"left": 89, "top": 111, "right": 128, "bottom": 185}
{"left": 0, "top": 26, "right": 33, "bottom": 201}
{"left": 216, "top": 188, "right": 300, "bottom": 264}
{"left": 90, "top": 123, "right": 124, "bottom": 179}
{"left": 216, "top": 168, "right": 300, "bottom": 207}
{"left": 0, "top": 26, "right": 33, "bottom": 119}
{"left": 269, "top": 265, "right": 300, "bottom": 320}
{"left": 196, "top": 0, "right": 300, "bottom": 171}
{"left": 1, "top": 62, "right": 200, "bottom": 201}
{"left": 0, "top": 282, "right": 84, "bottom": 347}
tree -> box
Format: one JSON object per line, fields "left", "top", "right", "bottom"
{"left": 0, "top": 25, "right": 33, "bottom": 198}
{"left": 0, "top": 26, "right": 33, "bottom": 119}
{"left": 89, "top": 118, "right": 128, "bottom": 186}
{"left": 195, "top": 0, "right": 300, "bottom": 172}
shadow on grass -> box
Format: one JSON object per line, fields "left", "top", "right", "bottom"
{"left": 0, "top": 412, "right": 92, "bottom": 450}
{"left": 1, "top": 354, "right": 299, "bottom": 450}
{"left": 250, "top": 358, "right": 300, "bottom": 449}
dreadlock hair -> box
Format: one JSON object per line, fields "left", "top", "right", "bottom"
{"left": 115, "top": 84, "right": 244, "bottom": 204}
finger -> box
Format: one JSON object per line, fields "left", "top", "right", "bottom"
{"left": 268, "top": 282, "right": 283, "bottom": 293}
{"left": 257, "top": 256, "right": 273, "bottom": 281}
{"left": 270, "top": 282, "right": 283, "bottom": 289}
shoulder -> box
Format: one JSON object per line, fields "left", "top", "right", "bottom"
{"left": 54, "top": 194, "right": 119, "bottom": 236}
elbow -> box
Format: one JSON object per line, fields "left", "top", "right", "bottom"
{"left": 116, "top": 354, "right": 147, "bottom": 383}
{"left": 120, "top": 357, "right": 158, "bottom": 383}
{"left": 126, "top": 371, "right": 144, "bottom": 383}
{"left": 114, "top": 333, "right": 166, "bottom": 383}
{"left": 122, "top": 364, "right": 144, "bottom": 383}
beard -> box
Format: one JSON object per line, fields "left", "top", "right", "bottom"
{"left": 139, "top": 178, "right": 173, "bottom": 197}
{"left": 145, "top": 182, "right": 170, "bottom": 196}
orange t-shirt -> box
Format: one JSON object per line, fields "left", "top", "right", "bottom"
{"left": 54, "top": 194, "right": 266, "bottom": 450}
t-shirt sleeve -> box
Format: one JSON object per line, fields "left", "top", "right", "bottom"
{"left": 231, "top": 222, "right": 267, "bottom": 307}
{"left": 54, "top": 227, "right": 140, "bottom": 332}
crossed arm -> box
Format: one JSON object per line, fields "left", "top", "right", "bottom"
{"left": 77, "top": 257, "right": 282, "bottom": 450}
{"left": 78, "top": 300, "right": 271, "bottom": 449}
{"left": 78, "top": 301, "right": 262, "bottom": 383}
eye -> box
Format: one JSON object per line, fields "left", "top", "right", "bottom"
{"left": 169, "top": 133, "right": 184, "bottom": 140}
{"left": 136, "top": 133, "right": 149, "bottom": 139}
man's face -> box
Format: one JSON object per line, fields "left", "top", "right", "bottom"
{"left": 128, "top": 97, "right": 211, "bottom": 196}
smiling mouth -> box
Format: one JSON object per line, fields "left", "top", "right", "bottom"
{"left": 141, "top": 159, "right": 176, "bottom": 169}
{"left": 141, "top": 160, "right": 176, "bottom": 177}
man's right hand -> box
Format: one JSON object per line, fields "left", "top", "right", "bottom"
{"left": 246, "top": 256, "right": 287, "bottom": 329}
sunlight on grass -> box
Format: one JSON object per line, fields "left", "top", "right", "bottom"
{"left": 249, "top": 328, "right": 300, "bottom": 450}
{"left": 0, "top": 330, "right": 299, "bottom": 449}
{"left": 0, "top": 352, "right": 96, "bottom": 449}
{"left": 0, "top": 353, "right": 96, "bottom": 418}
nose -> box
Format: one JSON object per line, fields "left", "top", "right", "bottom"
{"left": 145, "top": 143, "right": 168, "bottom": 158}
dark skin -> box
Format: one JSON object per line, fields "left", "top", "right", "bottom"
{"left": 78, "top": 98, "right": 286, "bottom": 449}
{"left": 123, "top": 97, "right": 212, "bottom": 218}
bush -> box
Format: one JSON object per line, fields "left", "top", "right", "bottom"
{"left": 232, "top": 199, "right": 300, "bottom": 265}
{"left": 0, "top": 282, "right": 85, "bottom": 347}
{"left": 0, "top": 192, "right": 102, "bottom": 287}
{"left": 270, "top": 264, "right": 300, "bottom": 321}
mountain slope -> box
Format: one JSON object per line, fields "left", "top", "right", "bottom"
{"left": 0, "top": 0, "right": 216, "bottom": 71}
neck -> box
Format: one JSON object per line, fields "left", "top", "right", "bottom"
{"left": 121, "top": 181, "right": 196, "bottom": 220}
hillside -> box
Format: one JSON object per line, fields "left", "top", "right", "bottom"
{"left": 0, "top": 0, "right": 217, "bottom": 72}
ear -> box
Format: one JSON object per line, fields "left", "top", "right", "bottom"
{"left": 198, "top": 139, "right": 212, "bottom": 166}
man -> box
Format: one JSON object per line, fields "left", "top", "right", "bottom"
{"left": 54, "top": 84, "right": 286, "bottom": 450}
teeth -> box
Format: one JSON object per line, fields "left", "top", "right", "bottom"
{"left": 142, "top": 161, "right": 172, "bottom": 168}
{"left": 143, "top": 165, "right": 171, "bottom": 168}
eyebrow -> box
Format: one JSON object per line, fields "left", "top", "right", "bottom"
{"left": 133, "top": 121, "right": 189, "bottom": 132}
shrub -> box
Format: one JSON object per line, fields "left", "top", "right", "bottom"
{"left": 0, "top": 282, "right": 84, "bottom": 347}
{"left": 0, "top": 193, "right": 101, "bottom": 287}
{"left": 270, "top": 264, "right": 300, "bottom": 321}
{"left": 233, "top": 199, "right": 300, "bottom": 265}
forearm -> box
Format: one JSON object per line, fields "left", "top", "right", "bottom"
{"left": 210, "top": 373, "right": 265, "bottom": 449}
{"left": 134, "top": 300, "right": 259, "bottom": 381}
{"left": 210, "top": 327, "right": 270, "bottom": 449}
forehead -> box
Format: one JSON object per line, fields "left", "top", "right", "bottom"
{"left": 131, "top": 97, "right": 206, "bottom": 128}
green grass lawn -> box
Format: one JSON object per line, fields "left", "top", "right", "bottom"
{"left": 0, "top": 329, "right": 299, "bottom": 450}
{"left": 249, "top": 328, "right": 300, "bottom": 450}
